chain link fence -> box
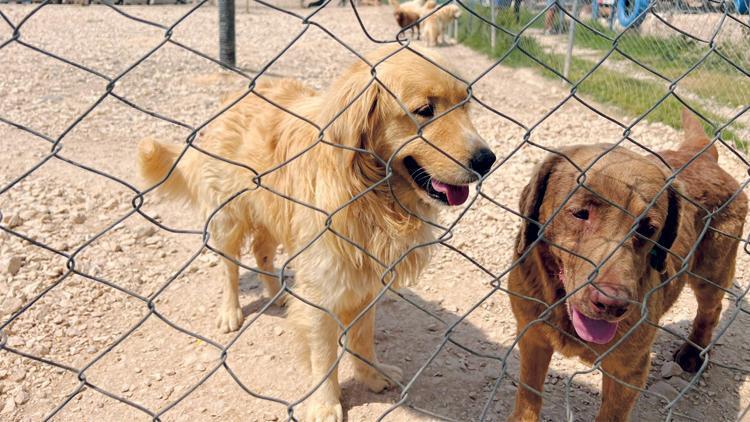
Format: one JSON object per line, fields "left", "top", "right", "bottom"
{"left": 1, "top": 0, "right": 749, "bottom": 421}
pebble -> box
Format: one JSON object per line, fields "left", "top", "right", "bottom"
{"left": 263, "top": 413, "right": 278, "bottom": 421}
{"left": 660, "top": 361, "right": 683, "bottom": 379}
{"left": 72, "top": 213, "right": 87, "bottom": 224}
{"left": 6, "top": 214, "right": 23, "bottom": 229}
{"left": 9, "top": 368, "right": 26, "bottom": 382}
{"left": 648, "top": 380, "right": 679, "bottom": 401}
{"left": 4, "top": 256, "right": 23, "bottom": 275}
{"left": 273, "top": 327, "right": 284, "bottom": 336}
{"left": 13, "top": 390, "right": 29, "bottom": 405}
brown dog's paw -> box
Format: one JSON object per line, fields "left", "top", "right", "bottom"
{"left": 673, "top": 343, "right": 706, "bottom": 373}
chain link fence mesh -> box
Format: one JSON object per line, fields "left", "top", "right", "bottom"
{"left": 1, "top": 0, "right": 749, "bottom": 421}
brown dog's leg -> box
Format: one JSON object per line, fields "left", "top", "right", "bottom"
{"left": 345, "top": 304, "right": 403, "bottom": 393}
{"left": 509, "top": 331, "right": 553, "bottom": 422}
{"left": 211, "top": 215, "right": 245, "bottom": 333}
{"left": 597, "top": 352, "right": 650, "bottom": 422}
{"left": 675, "top": 234, "right": 739, "bottom": 372}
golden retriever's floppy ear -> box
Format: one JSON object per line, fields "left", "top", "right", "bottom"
{"left": 649, "top": 187, "right": 681, "bottom": 273}
{"left": 516, "top": 155, "right": 560, "bottom": 256}
{"left": 324, "top": 62, "right": 382, "bottom": 166}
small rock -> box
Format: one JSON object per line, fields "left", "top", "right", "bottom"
{"left": 6, "top": 214, "right": 23, "bottom": 228}
{"left": 9, "top": 368, "right": 26, "bottom": 382}
{"left": 1, "top": 397, "right": 16, "bottom": 414}
{"left": 136, "top": 226, "right": 157, "bottom": 239}
{"left": 263, "top": 413, "right": 278, "bottom": 421}
{"left": 273, "top": 327, "right": 284, "bottom": 336}
{"left": 72, "top": 213, "right": 86, "bottom": 224}
{"left": 121, "top": 385, "right": 130, "bottom": 393}
{"left": 13, "top": 390, "right": 29, "bottom": 405}
{"left": 4, "top": 256, "right": 23, "bottom": 275}
{"left": 648, "top": 380, "right": 679, "bottom": 401}
{"left": 660, "top": 361, "right": 683, "bottom": 379}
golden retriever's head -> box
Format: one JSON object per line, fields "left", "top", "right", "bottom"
{"left": 516, "top": 145, "right": 681, "bottom": 344}
{"left": 324, "top": 46, "right": 494, "bottom": 208}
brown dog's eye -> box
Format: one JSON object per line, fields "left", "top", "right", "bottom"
{"left": 572, "top": 209, "right": 589, "bottom": 220}
{"left": 636, "top": 218, "right": 657, "bottom": 239}
{"left": 414, "top": 103, "right": 435, "bottom": 118}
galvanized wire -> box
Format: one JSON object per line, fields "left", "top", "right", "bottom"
{"left": 0, "top": 0, "right": 749, "bottom": 421}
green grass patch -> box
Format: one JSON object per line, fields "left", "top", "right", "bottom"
{"left": 455, "top": 8, "right": 747, "bottom": 150}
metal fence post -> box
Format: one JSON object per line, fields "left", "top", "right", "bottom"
{"left": 490, "top": 0, "right": 496, "bottom": 51}
{"left": 219, "top": 0, "right": 236, "bottom": 67}
{"left": 563, "top": 0, "right": 581, "bottom": 79}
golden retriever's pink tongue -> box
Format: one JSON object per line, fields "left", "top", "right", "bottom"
{"left": 571, "top": 307, "right": 618, "bottom": 344}
{"left": 431, "top": 180, "right": 469, "bottom": 206}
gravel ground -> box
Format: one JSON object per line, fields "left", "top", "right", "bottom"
{"left": 1, "top": 3, "right": 749, "bottom": 422}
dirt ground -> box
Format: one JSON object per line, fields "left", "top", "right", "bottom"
{"left": 1, "top": 3, "right": 749, "bottom": 422}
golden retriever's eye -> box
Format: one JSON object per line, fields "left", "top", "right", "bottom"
{"left": 414, "top": 103, "right": 435, "bottom": 118}
{"left": 572, "top": 209, "right": 589, "bottom": 220}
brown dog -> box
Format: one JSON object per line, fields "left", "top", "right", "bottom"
{"left": 390, "top": 0, "right": 422, "bottom": 39}
{"left": 138, "top": 45, "right": 494, "bottom": 421}
{"left": 508, "top": 110, "right": 747, "bottom": 421}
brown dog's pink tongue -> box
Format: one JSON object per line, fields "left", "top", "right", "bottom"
{"left": 431, "top": 180, "right": 469, "bottom": 206}
{"left": 571, "top": 307, "right": 618, "bottom": 344}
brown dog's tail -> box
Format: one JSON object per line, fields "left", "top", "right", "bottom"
{"left": 137, "top": 138, "right": 193, "bottom": 203}
{"left": 681, "top": 108, "right": 718, "bottom": 162}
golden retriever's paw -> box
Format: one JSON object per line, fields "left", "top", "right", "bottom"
{"left": 307, "top": 401, "right": 343, "bottom": 422}
{"left": 357, "top": 363, "right": 403, "bottom": 393}
{"left": 216, "top": 306, "right": 244, "bottom": 333}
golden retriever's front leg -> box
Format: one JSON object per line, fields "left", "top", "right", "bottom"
{"left": 509, "top": 331, "right": 553, "bottom": 422}
{"left": 292, "top": 301, "right": 343, "bottom": 422}
{"left": 212, "top": 223, "right": 244, "bottom": 333}
{"left": 596, "top": 352, "right": 650, "bottom": 422}
{"left": 346, "top": 305, "right": 402, "bottom": 393}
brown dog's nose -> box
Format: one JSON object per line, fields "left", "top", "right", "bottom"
{"left": 590, "top": 284, "right": 630, "bottom": 319}
{"left": 469, "top": 148, "right": 496, "bottom": 176}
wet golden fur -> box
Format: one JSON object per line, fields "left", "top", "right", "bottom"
{"left": 507, "top": 110, "right": 748, "bottom": 421}
{"left": 137, "top": 45, "right": 488, "bottom": 421}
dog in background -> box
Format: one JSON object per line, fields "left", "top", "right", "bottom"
{"left": 138, "top": 45, "right": 495, "bottom": 421}
{"left": 389, "top": 0, "right": 424, "bottom": 39}
{"left": 422, "top": 3, "right": 462, "bottom": 46}
{"left": 507, "top": 110, "right": 747, "bottom": 421}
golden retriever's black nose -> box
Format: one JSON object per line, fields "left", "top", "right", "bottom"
{"left": 590, "top": 284, "right": 630, "bottom": 319}
{"left": 469, "top": 148, "right": 496, "bottom": 176}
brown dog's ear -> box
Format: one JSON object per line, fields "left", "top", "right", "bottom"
{"left": 649, "top": 187, "right": 681, "bottom": 273}
{"left": 516, "top": 155, "right": 559, "bottom": 256}
{"left": 681, "top": 108, "right": 718, "bottom": 161}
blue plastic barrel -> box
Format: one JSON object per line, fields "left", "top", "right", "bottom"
{"left": 617, "top": 0, "right": 649, "bottom": 27}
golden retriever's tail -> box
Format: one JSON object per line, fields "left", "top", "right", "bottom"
{"left": 389, "top": 0, "right": 400, "bottom": 9}
{"left": 681, "top": 108, "right": 718, "bottom": 162}
{"left": 137, "top": 138, "right": 193, "bottom": 202}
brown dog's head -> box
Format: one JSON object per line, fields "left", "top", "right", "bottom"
{"left": 324, "top": 46, "right": 494, "bottom": 208}
{"left": 516, "top": 145, "right": 681, "bottom": 344}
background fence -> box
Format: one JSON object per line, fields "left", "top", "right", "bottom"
{"left": 1, "top": 0, "right": 749, "bottom": 421}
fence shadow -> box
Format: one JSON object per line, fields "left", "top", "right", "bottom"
{"left": 236, "top": 267, "right": 749, "bottom": 421}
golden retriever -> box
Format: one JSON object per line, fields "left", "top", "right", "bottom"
{"left": 137, "top": 45, "right": 495, "bottom": 421}
{"left": 507, "top": 109, "right": 747, "bottom": 421}
{"left": 422, "top": 3, "right": 462, "bottom": 47}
